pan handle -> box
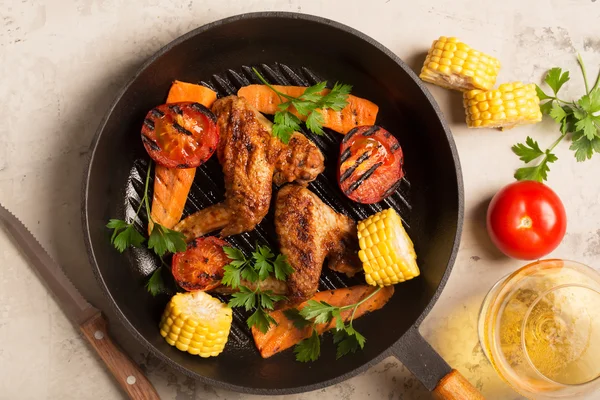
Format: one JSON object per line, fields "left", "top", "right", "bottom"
{"left": 390, "top": 327, "right": 484, "bottom": 400}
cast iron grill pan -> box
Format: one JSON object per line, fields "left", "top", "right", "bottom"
{"left": 83, "top": 13, "right": 463, "bottom": 395}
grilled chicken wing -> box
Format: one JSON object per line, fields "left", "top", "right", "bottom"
{"left": 174, "top": 96, "right": 324, "bottom": 240}
{"left": 275, "top": 184, "right": 362, "bottom": 304}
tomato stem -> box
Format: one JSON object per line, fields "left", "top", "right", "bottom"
{"left": 518, "top": 216, "right": 533, "bottom": 229}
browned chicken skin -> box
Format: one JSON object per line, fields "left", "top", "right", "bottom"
{"left": 174, "top": 96, "right": 325, "bottom": 240}
{"left": 275, "top": 184, "right": 362, "bottom": 304}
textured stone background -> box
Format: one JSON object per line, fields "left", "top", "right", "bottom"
{"left": 1, "top": 0, "right": 599, "bottom": 399}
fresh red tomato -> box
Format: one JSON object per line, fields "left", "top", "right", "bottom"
{"left": 141, "top": 102, "right": 219, "bottom": 168}
{"left": 338, "top": 125, "right": 404, "bottom": 204}
{"left": 171, "top": 237, "right": 230, "bottom": 291}
{"left": 486, "top": 181, "right": 566, "bottom": 260}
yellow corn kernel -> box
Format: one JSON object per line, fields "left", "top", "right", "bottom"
{"left": 158, "top": 291, "right": 232, "bottom": 358}
{"left": 419, "top": 36, "right": 501, "bottom": 91}
{"left": 357, "top": 208, "right": 420, "bottom": 287}
{"left": 463, "top": 82, "right": 542, "bottom": 129}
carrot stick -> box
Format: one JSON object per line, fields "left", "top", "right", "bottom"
{"left": 251, "top": 285, "right": 394, "bottom": 358}
{"left": 238, "top": 84, "right": 378, "bottom": 134}
{"left": 148, "top": 81, "right": 217, "bottom": 233}
{"left": 166, "top": 80, "right": 217, "bottom": 105}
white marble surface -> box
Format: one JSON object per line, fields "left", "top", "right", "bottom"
{"left": 1, "top": 1, "right": 600, "bottom": 399}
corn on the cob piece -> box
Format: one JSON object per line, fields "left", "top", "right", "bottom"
{"left": 420, "top": 36, "right": 501, "bottom": 91}
{"left": 463, "top": 82, "right": 542, "bottom": 129}
{"left": 357, "top": 208, "right": 419, "bottom": 287}
{"left": 159, "top": 291, "right": 232, "bottom": 357}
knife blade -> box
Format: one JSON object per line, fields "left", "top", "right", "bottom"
{"left": 0, "top": 202, "right": 160, "bottom": 400}
{"left": 0, "top": 203, "right": 99, "bottom": 324}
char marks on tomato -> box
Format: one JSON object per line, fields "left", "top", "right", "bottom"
{"left": 141, "top": 102, "right": 219, "bottom": 169}
{"left": 171, "top": 237, "right": 231, "bottom": 292}
{"left": 338, "top": 125, "right": 404, "bottom": 204}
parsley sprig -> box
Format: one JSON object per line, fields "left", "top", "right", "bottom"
{"left": 221, "top": 244, "right": 294, "bottom": 333}
{"left": 285, "top": 287, "right": 381, "bottom": 362}
{"left": 106, "top": 161, "right": 187, "bottom": 294}
{"left": 513, "top": 54, "right": 600, "bottom": 182}
{"left": 253, "top": 68, "right": 352, "bottom": 143}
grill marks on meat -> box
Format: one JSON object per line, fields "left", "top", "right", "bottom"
{"left": 275, "top": 185, "right": 362, "bottom": 304}
{"left": 174, "top": 96, "right": 325, "bottom": 241}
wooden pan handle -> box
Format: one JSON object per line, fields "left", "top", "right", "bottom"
{"left": 433, "top": 369, "right": 485, "bottom": 400}
{"left": 80, "top": 312, "right": 160, "bottom": 400}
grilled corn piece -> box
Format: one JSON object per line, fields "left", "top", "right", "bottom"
{"left": 420, "top": 36, "right": 501, "bottom": 91}
{"left": 464, "top": 82, "right": 542, "bottom": 129}
{"left": 357, "top": 208, "right": 420, "bottom": 287}
{"left": 159, "top": 291, "right": 232, "bottom": 357}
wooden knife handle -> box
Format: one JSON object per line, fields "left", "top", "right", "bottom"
{"left": 433, "top": 369, "right": 485, "bottom": 400}
{"left": 80, "top": 312, "right": 160, "bottom": 400}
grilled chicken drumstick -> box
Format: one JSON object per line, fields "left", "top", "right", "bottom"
{"left": 183, "top": 185, "right": 361, "bottom": 301}
{"left": 174, "top": 95, "right": 325, "bottom": 241}
{"left": 275, "top": 184, "right": 362, "bottom": 304}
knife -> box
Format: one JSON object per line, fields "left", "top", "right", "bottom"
{"left": 0, "top": 203, "right": 160, "bottom": 400}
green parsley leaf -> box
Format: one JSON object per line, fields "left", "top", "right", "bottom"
{"left": 299, "top": 81, "right": 328, "bottom": 102}
{"left": 345, "top": 325, "right": 366, "bottom": 349}
{"left": 277, "top": 101, "right": 291, "bottom": 112}
{"left": 333, "top": 330, "right": 362, "bottom": 359}
{"left": 241, "top": 264, "right": 260, "bottom": 282}
{"left": 512, "top": 137, "right": 545, "bottom": 163}
{"left": 513, "top": 57, "right": 600, "bottom": 182}
{"left": 273, "top": 254, "right": 294, "bottom": 281}
{"left": 570, "top": 131, "right": 600, "bottom": 161}
{"left": 575, "top": 115, "right": 598, "bottom": 140}
{"left": 292, "top": 99, "right": 318, "bottom": 116}
{"left": 223, "top": 246, "right": 245, "bottom": 262}
{"left": 253, "top": 245, "right": 275, "bottom": 280}
{"left": 319, "top": 82, "right": 352, "bottom": 111}
{"left": 148, "top": 224, "right": 187, "bottom": 257}
{"left": 247, "top": 307, "right": 277, "bottom": 334}
{"left": 545, "top": 67, "right": 570, "bottom": 95}
{"left": 256, "top": 244, "right": 274, "bottom": 260}
{"left": 579, "top": 87, "right": 600, "bottom": 113}
{"left": 107, "top": 218, "right": 128, "bottom": 234}
{"left": 294, "top": 329, "right": 321, "bottom": 362}
{"left": 106, "top": 220, "right": 145, "bottom": 252}
{"left": 333, "top": 325, "right": 366, "bottom": 359}
{"left": 535, "top": 85, "right": 551, "bottom": 101}
{"left": 540, "top": 100, "right": 554, "bottom": 115}
{"left": 228, "top": 286, "right": 256, "bottom": 311}
{"left": 258, "top": 290, "right": 285, "bottom": 310}
{"left": 514, "top": 151, "right": 558, "bottom": 182}
{"left": 254, "top": 259, "right": 273, "bottom": 281}
{"left": 273, "top": 111, "right": 300, "bottom": 144}
{"left": 253, "top": 69, "right": 351, "bottom": 142}
{"left": 560, "top": 111, "right": 577, "bottom": 134}
{"left": 115, "top": 225, "right": 145, "bottom": 253}
{"left": 299, "top": 300, "right": 336, "bottom": 324}
{"left": 145, "top": 267, "right": 166, "bottom": 296}
{"left": 222, "top": 264, "right": 242, "bottom": 288}
{"left": 305, "top": 110, "right": 325, "bottom": 135}
{"left": 549, "top": 103, "right": 567, "bottom": 123}
{"left": 283, "top": 309, "right": 313, "bottom": 329}
{"left": 332, "top": 308, "right": 345, "bottom": 331}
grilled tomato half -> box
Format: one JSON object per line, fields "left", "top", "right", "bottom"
{"left": 141, "top": 102, "right": 219, "bottom": 168}
{"left": 338, "top": 125, "right": 404, "bottom": 204}
{"left": 172, "top": 237, "right": 231, "bottom": 292}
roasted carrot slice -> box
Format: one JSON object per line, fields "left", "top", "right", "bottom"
{"left": 148, "top": 81, "right": 217, "bottom": 232}
{"left": 148, "top": 166, "right": 196, "bottom": 233}
{"left": 251, "top": 285, "right": 394, "bottom": 358}
{"left": 166, "top": 80, "right": 217, "bottom": 105}
{"left": 237, "top": 84, "right": 379, "bottom": 134}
